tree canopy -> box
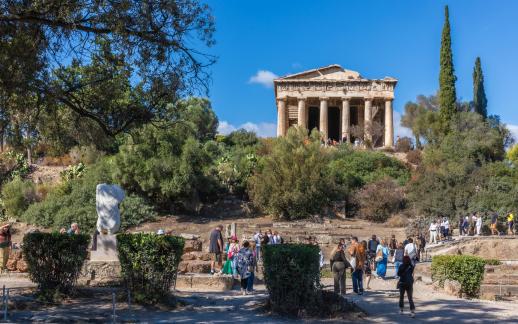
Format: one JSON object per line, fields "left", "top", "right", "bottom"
{"left": 438, "top": 5, "right": 457, "bottom": 128}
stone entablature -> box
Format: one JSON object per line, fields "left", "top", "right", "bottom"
{"left": 274, "top": 64, "right": 397, "bottom": 148}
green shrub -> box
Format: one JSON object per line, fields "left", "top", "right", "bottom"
{"left": 0, "top": 151, "right": 30, "bottom": 183}
{"left": 21, "top": 160, "right": 113, "bottom": 231}
{"left": 120, "top": 195, "right": 158, "bottom": 230}
{"left": 23, "top": 232, "right": 89, "bottom": 300}
{"left": 484, "top": 259, "right": 501, "bottom": 266}
{"left": 431, "top": 255, "right": 487, "bottom": 298}
{"left": 1, "top": 177, "right": 37, "bottom": 218}
{"left": 60, "top": 162, "right": 87, "bottom": 182}
{"left": 329, "top": 145, "right": 410, "bottom": 189}
{"left": 395, "top": 136, "right": 413, "bottom": 152}
{"left": 262, "top": 244, "right": 321, "bottom": 315}
{"left": 117, "top": 233, "right": 185, "bottom": 304}
{"left": 249, "top": 127, "right": 337, "bottom": 219}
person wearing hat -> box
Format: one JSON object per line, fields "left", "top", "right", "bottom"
{"left": 0, "top": 223, "right": 12, "bottom": 272}
{"left": 222, "top": 235, "right": 239, "bottom": 276}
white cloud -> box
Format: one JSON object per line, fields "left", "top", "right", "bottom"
{"left": 248, "top": 70, "right": 278, "bottom": 88}
{"left": 393, "top": 111, "right": 414, "bottom": 140}
{"left": 218, "top": 121, "right": 276, "bottom": 138}
{"left": 506, "top": 124, "right": 518, "bottom": 143}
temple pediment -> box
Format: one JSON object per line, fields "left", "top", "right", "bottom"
{"left": 276, "top": 64, "right": 362, "bottom": 81}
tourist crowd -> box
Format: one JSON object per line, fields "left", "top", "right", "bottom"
{"left": 329, "top": 234, "right": 421, "bottom": 318}
{"left": 207, "top": 226, "right": 285, "bottom": 295}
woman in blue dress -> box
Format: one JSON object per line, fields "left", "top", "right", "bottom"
{"left": 375, "top": 239, "right": 390, "bottom": 278}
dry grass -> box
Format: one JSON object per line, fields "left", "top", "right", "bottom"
{"left": 386, "top": 214, "right": 408, "bottom": 228}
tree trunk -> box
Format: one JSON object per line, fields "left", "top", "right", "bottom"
{"left": 25, "top": 127, "right": 32, "bottom": 164}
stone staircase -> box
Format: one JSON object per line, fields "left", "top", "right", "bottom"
{"left": 480, "top": 264, "right": 518, "bottom": 300}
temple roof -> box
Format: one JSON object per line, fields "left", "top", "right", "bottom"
{"left": 274, "top": 64, "right": 396, "bottom": 82}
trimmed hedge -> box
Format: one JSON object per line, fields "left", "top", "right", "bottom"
{"left": 262, "top": 244, "right": 321, "bottom": 315}
{"left": 117, "top": 233, "right": 185, "bottom": 304}
{"left": 431, "top": 255, "right": 486, "bottom": 297}
{"left": 23, "top": 232, "right": 90, "bottom": 300}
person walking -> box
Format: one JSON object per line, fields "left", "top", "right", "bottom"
{"left": 361, "top": 240, "right": 373, "bottom": 290}
{"left": 429, "top": 220, "right": 438, "bottom": 244}
{"left": 393, "top": 242, "right": 404, "bottom": 277}
{"left": 236, "top": 241, "right": 256, "bottom": 295}
{"left": 462, "top": 216, "right": 470, "bottom": 236}
{"left": 330, "top": 243, "right": 349, "bottom": 295}
{"left": 0, "top": 223, "right": 12, "bottom": 273}
{"left": 389, "top": 234, "right": 398, "bottom": 256}
{"left": 348, "top": 236, "right": 366, "bottom": 295}
{"left": 375, "top": 239, "right": 389, "bottom": 279}
{"left": 253, "top": 230, "right": 263, "bottom": 261}
{"left": 476, "top": 214, "right": 483, "bottom": 236}
{"left": 442, "top": 217, "right": 450, "bottom": 240}
{"left": 490, "top": 212, "right": 499, "bottom": 236}
{"left": 209, "top": 225, "right": 224, "bottom": 275}
{"left": 404, "top": 238, "right": 418, "bottom": 266}
{"left": 368, "top": 235, "right": 379, "bottom": 270}
{"left": 398, "top": 256, "right": 416, "bottom": 318}
{"left": 508, "top": 213, "right": 515, "bottom": 235}
{"left": 416, "top": 234, "right": 426, "bottom": 262}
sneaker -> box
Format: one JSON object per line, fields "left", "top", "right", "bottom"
{"left": 210, "top": 270, "right": 215, "bottom": 275}
{"left": 410, "top": 311, "right": 415, "bottom": 318}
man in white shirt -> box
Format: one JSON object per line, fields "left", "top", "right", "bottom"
{"left": 429, "top": 220, "right": 438, "bottom": 244}
{"left": 404, "top": 238, "right": 418, "bottom": 266}
{"left": 442, "top": 217, "right": 450, "bottom": 240}
{"left": 476, "top": 214, "right": 483, "bottom": 236}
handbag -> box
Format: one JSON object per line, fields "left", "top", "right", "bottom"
{"left": 350, "top": 256, "right": 357, "bottom": 269}
{"left": 375, "top": 249, "right": 383, "bottom": 262}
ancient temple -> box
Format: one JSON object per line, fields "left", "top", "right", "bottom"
{"left": 274, "top": 65, "right": 397, "bottom": 147}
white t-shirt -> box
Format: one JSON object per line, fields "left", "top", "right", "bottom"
{"left": 443, "top": 220, "right": 450, "bottom": 229}
{"left": 429, "top": 223, "right": 438, "bottom": 231}
{"left": 404, "top": 243, "right": 417, "bottom": 258}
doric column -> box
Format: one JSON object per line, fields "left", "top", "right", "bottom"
{"left": 277, "top": 97, "right": 287, "bottom": 137}
{"left": 341, "top": 97, "right": 351, "bottom": 142}
{"left": 364, "top": 97, "right": 373, "bottom": 142}
{"left": 384, "top": 98, "right": 394, "bottom": 147}
{"left": 297, "top": 98, "right": 307, "bottom": 128}
{"left": 319, "top": 97, "right": 329, "bottom": 140}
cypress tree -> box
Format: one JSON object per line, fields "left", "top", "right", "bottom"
{"left": 438, "top": 5, "right": 457, "bottom": 127}
{"left": 473, "top": 57, "right": 488, "bottom": 118}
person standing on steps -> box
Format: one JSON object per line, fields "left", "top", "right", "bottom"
{"left": 398, "top": 255, "right": 416, "bottom": 318}
{"left": 508, "top": 213, "right": 515, "bottom": 235}
{"left": 490, "top": 212, "right": 499, "bottom": 236}
{"left": 476, "top": 213, "right": 483, "bottom": 236}
{"left": 209, "top": 225, "right": 224, "bottom": 275}
{"left": 429, "top": 220, "right": 438, "bottom": 244}
{"left": 253, "top": 230, "right": 262, "bottom": 261}
{"left": 330, "top": 243, "right": 350, "bottom": 296}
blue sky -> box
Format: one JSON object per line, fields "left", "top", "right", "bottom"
{"left": 205, "top": 0, "right": 518, "bottom": 137}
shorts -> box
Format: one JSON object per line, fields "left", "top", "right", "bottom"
{"left": 211, "top": 252, "right": 222, "bottom": 263}
{"left": 490, "top": 223, "right": 497, "bottom": 230}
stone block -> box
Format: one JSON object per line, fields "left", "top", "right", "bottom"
{"left": 444, "top": 279, "right": 462, "bottom": 297}
{"left": 187, "top": 261, "right": 211, "bottom": 273}
{"left": 16, "top": 260, "right": 28, "bottom": 272}
{"left": 193, "top": 252, "right": 212, "bottom": 261}
{"left": 183, "top": 239, "right": 202, "bottom": 252}
{"left": 178, "top": 261, "right": 189, "bottom": 274}
{"left": 181, "top": 253, "right": 197, "bottom": 261}
{"left": 79, "top": 261, "right": 121, "bottom": 285}
{"left": 180, "top": 233, "right": 200, "bottom": 240}
{"left": 9, "top": 250, "right": 22, "bottom": 260}
{"left": 6, "top": 259, "right": 17, "bottom": 271}
{"left": 90, "top": 234, "right": 118, "bottom": 262}
{"left": 175, "top": 274, "right": 193, "bottom": 289}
